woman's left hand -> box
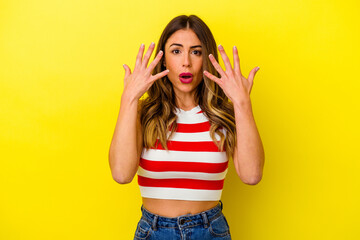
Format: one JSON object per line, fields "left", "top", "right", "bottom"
{"left": 203, "top": 44, "right": 260, "bottom": 106}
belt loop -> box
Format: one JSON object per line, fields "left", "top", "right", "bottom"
{"left": 219, "top": 200, "right": 223, "bottom": 210}
{"left": 201, "top": 212, "right": 209, "bottom": 228}
{"left": 152, "top": 215, "right": 158, "bottom": 231}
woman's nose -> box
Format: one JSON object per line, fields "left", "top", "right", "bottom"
{"left": 182, "top": 53, "right": 191, "bottom": 67}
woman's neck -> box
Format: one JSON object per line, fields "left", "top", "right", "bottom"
{"left": 175, "top": 100, "right": 198, "bottom": 111}
{"left": 174, "top": 93, "right": 198, "bottom": 111}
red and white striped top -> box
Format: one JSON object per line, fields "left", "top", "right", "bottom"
{"left": 137, "top": 105, "right": 228, "bottom": 201}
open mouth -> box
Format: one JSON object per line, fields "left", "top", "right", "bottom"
{"left": 179, "top": 72, "right": 193, "bottom": 83}
{"left": 179, "top": 76, "right": 193, "bottom": 83}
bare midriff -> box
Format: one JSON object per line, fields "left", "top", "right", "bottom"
{"left": 142, "top": 197, "right": 219, "bottom": 218}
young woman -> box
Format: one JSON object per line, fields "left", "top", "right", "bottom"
{"left": 109, "top": 14, "right": 264, "bottom": 239}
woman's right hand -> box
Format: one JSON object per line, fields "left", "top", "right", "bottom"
{"left": 122, "top": 42, "right": 169, "bottom": 101}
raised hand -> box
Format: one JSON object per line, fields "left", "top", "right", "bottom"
{"left": 122, "top": 42, "right": 169, "bottom": 101}
{"left": 203, "top": 44, "right": 260, "bottom": 106}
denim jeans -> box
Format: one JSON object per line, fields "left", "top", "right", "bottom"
{"left": 133, "top": 200, "right": 231, "bottom": 240}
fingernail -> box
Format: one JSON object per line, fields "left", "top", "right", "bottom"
{"left": 233, "top": 45, "right": 237, "bottom": 50}
{"left": 159, "top": 50, "right": 163, "bottom": 55}
{"left": 123, "top": 64, "right": 125, "bottom": 68}
{"left": 151, "top": 42, "right": 155, "bottom": 46}
{"left": 141, "top": 43, "right": 144, "bottom": 48}
{"left": 256, "top": 66, "right": 260, "bottom": 72}
{"left": 218, "top": 44, "right": 223, "bottom": 49}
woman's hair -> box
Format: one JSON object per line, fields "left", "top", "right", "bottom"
{"left": 139, "top": 14, "right": 236, "bottom": 159}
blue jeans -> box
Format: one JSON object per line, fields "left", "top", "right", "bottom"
{"left": 133, "top": 200, "right": 231, "bottom": 239}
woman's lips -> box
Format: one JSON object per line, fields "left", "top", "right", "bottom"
{"left": 179, "top": 76, "right": 193, "bottom": 83}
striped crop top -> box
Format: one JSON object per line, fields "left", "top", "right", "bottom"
{"left": 137, "top": 105, "right": 229, "bottom": 201}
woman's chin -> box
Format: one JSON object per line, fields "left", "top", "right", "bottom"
{"left": 173, "top": 85, "right": 197, "bottom": 94}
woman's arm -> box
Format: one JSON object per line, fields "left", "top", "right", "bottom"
{"left": 108, "top": 95, "right": 143, "bottom": 184}
{"left": 108, "top": 42, "right": 169, "bottom": 184}
{"left": 232, "top": 100, "right": 264, "bottom": 185}
{"left": 203, "top": 44, "right": 264, "bottom": 185}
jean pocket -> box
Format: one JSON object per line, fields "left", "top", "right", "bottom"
{"left": 209, "top": 213, "right": 231, "bottom": 237}
{"left": 134, "top": 217, "right": 152, "bottom": 240}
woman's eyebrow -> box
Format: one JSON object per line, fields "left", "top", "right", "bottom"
{"left": 169, "top": 43, "right": 202, "bottom": 49}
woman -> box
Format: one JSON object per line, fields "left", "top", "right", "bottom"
{"left": 109, "top": 14, "right": 265, "bottom": 239}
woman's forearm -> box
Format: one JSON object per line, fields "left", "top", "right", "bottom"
{"left": 108, "top": 94, "right": 141, "bottom": 184}
{"left": 233, "top": 100, "right": 265, "bottom": 185}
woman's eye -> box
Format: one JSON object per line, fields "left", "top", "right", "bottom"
{"left": 171, "top": 49, "right": 202, "bottom": 55}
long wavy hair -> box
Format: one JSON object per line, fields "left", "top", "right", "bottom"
{"left": 139, "top": 14, "right": 236, "bottom": 160}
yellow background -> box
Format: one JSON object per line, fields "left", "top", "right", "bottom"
{"left": 1, "top": 0, "right": 359, "bottom": 239}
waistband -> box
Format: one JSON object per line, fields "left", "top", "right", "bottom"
{"left": 140, "top": 200, "right": 224, "bottom": 230}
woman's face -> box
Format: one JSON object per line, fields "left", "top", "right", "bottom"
{"left": 163, "top": 29, "right": 203, "bottom": 99}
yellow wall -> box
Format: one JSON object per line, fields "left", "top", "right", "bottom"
{"left": 1, "top": 0, "right": 359, "bottom": 239}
